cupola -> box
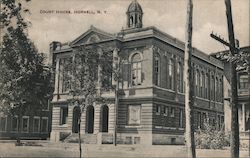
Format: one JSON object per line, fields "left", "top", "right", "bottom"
{"left": 127, "top": 0, "right": 143, "bottom": 29}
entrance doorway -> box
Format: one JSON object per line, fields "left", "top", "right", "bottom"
{"left": 100, "top": 105, "right": 109, "bottom": 132}
{"left": 86, "top": 105, "right": 94, "bottom": 133}
{"left": 72, "top": 106, "right": 81, "bottom": 133}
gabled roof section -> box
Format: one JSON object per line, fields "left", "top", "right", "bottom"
{"left": 70, "top": 25, "right": 115, "bottom": 46}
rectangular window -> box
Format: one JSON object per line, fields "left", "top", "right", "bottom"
{"left": 33, "top": 117, "right": 40, "bottom": 133}
{"left": 22, "top": 116, "right": 28, "bottom": 132}
{"left": 171, "top": 138, "right": 176, "bottom": 144}
{"left": 220, "top": 79, "right": 223, "bottom": 103}
{"left": 134, "top": 137, "right": 141, "bottom": 144}
{"left": 42, "top": 100, "right": 50, "bottom": 111}
{"left": 125, "top": 136, "right": 132, "bottom": 144}
{"left": 205, "top": 74, "right": 209, "bottom": 99}
{"left": 154, "top": 55, "right": 160, "bottom": 86}
{"left": 168, "top": 59, "right": 174, "bottom": 90}
{"left": 156, "top": 105, "right": 161, "bottom": 115}
{"left": 170, "top": 107, "right": 175, "bottom": 117}
{"left": 0, "top": 116, "right": 7, "bottom": 131}
{"left": 211, "top": 76, "right": 215, "bottom": 101}
{"left": 216, "top": 78, "right": 219, "bottom": 102}
{"left": 239, "top": 75, "right": 248, "bottom": 89}
{"left": 177, "top": 62, "right": 183, "bottom": 93}
{"left": 196, "top": 71, "right": 202, "bottom": 97}
{"left": 179, "top": 109, "right": 183, "bottom": 128}
{"left": 201, "top": 72, "right": 205, "bottom": 98}
{"left": 11, "top": 116, "right": 18, "bottom": 132}
{"left": 128, "top": 105, "right": 141, "bottom": 125}
{"left": 132, "top": 62, "right": 142, "bottom": 86}
{"left": 200, "top": 73, "right": 203, "bottom": 97}
{"left": 212, "top": 118, "right": 216, "bottom": 127}
{"left": 218, "top": 115, "right": 221, "bottom": 129}
{"left": 60, "top": 107, "right": 68, "bottom": 125}
{"left": 221, "top": 116, "right": 224, "bottom": 129}
{"left": 41, "top": 117, "right": 48, "bottom": 133}
{"left": 22, "top": 116, "right": 29, "bottom": 133}
{"left": 197, "top": 112, "right": 201, "bottom": 129}
{"left": 163, "top": 106, "right": 168, "bottom": 116}
{"left": 202, "top": 113, "right": 207, "bottom": 129}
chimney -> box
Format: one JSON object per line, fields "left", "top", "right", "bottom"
{"left": 49, "top": 41, "right": 61, "bottom": 67}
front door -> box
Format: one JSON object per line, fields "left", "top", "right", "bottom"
{"left": 86, "top": 105, "right": 94, "bottom": 134}
{"left": 72, "top": 106, "right": 80, "bottom": 133}
{"left": 100, "top": 105, "right": 109, "bottom": 132}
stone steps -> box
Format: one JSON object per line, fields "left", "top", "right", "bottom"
{"left": 64, "top": 133, "right": 97, "bottom": 144}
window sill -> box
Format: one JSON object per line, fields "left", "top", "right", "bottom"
{"left": 155, "top": 126, "right": 177, "bottom": 130}
{"left": 154, "top": 86, "right": 175, "bottom": 93}
{"left": 0, "top": 131, "right": 7, "bottom": 132}
{"left": 196, "top": 97, "right": 210, "bottom": 102}
{"left": 125, "top": 125, "right": 142, "bottom": 128}
{"left": 59, "top": 124, "right": 68, "bottom": 127}
{"left": 162, "top": 127, "right": 177, "bottom": 130}
{"left": 155, "top": 126, "right": 184, "bottom": 130}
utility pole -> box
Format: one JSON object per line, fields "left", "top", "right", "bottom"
{"left": 184, "top": 0, "right": 196, "bottom": 158}
{"left": 210, "top": 0, "right": 239, "bottom": 157}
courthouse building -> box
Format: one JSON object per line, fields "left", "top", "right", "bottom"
{"left": 49, "top": 0, "right": 225, "bottom": 145}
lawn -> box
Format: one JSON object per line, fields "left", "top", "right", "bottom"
{"left": 0, "top": 142, "right": 249, "bottom": 158}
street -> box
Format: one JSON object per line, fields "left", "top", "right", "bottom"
{"left": 0, "top": 142, "right": 249, "bottom": 158}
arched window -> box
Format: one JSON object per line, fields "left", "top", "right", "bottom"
{"left": 215, "top": 77, "right": 219, "bottom": 102}
{"left": 168, "top": 58, "right": 174, "bottom": 90}
{"left": 177, "top": 62, "right": 183, "bottom": 93}
{"left": 135, "top": 14, "right": 138, "bottom": 24}
{"left": 201, "top": 72, "right": 205, "bottom": 98}
{"left": 199, "top": 71, "right": 202, "bottom": 97}
{"left": 219, "top": 78, "right": 223, "bottom": 102}
{"left": 130, "top": 16, "right": 133, "bottom": 27}
{"left": 154, "top": 53, "right": 160, "bottom": 86}
{"left": 87, "top": 35, "right": 100, "bottom": 43}
{"left": 211, "top": 76, "right": 215, "bottom": 101}
{"left": 131, "top": 53, "right": 142, "bottom": 86}
{"left": 196, "top": 70, "right": 200, "bottom": 97}
{"left": 205, "top": 73, "right": 209, "bottom": 99}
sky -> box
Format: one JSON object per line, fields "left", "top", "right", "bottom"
{"left": 22, "top": 0, "right": 249, "bottom": 56}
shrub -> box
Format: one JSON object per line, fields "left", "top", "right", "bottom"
{"left": 195, "top": 122, "right": 230, "bottom": 149}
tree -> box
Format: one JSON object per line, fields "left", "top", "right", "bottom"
{"left": 65, "top": 44, "right": 117, "bottom": 158}
{"left": 183, "top": 0, "right": 196, "bottom": 158}
{"left": 0, "top": 0, "right": 52, "bottom": 143}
